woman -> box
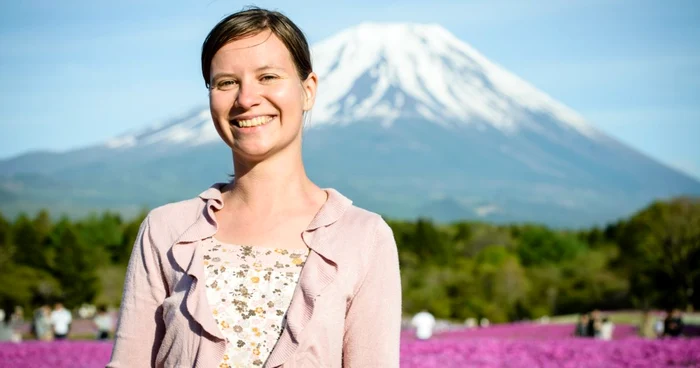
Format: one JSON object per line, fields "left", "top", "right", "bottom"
{"left": 108, "top": 7, "right": 401, "bottom": 368}
{"left": 33, "top": 305, "right": 53, "bottom": 341}
{"left": 93, "top": 305, "right": 114, "bottom": 340}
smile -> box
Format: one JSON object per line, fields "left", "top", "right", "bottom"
{"left": 232, "top": 116, "right": 274, "bottom": 128}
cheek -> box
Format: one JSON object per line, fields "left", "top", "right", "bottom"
{"left": 210, "top": 92, "right": 232, "bottom": 116}
{"left": 269, "top": 84, "right": 304, "bottom": 112}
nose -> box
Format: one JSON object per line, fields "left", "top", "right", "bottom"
{"left": 235, "top": 80, "right": 262, "bottom": 110}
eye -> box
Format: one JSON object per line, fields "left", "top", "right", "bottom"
{"left": 260, "top": 74, "right": 278, "bottom": 82}
{"left": 216, "top": 80, "right": 238, "bottom": 90}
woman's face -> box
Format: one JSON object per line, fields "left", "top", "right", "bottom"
{"left": 209, "top": 30, "right": 317, "bottom": 161}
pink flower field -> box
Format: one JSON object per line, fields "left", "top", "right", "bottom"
{"left": 400, "top": 337, "right": 700, "bottom": 368}
{"left": 1, "top": 324, "right": 698, "bottom": 367}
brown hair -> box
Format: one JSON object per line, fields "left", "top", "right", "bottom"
{"left": 201, "top": 7, "right": 312, "bottom": 88}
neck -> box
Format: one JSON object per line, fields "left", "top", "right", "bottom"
{"left": 226, "top": 145, "right": 320, "bottom": 215}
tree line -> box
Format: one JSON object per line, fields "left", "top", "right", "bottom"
{"left": 0, "top": 197, "right": 698, "bottom": 323}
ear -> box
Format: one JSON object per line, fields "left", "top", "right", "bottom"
{"left": 302, "top": 72, "right": 318, "bottom": 111}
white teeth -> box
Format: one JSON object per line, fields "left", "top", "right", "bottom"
{"left": 236, "top": 116, "right": 273, "bottom": 127}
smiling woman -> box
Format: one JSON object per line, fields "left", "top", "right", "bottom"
{"left": 207, "top": 28, "right": 314, "bottom": 162}
{"left": 106, "top": 6, "right": 401, "bottom": 368}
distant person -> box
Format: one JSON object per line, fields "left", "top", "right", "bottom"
{"left": 93, "top": 305, "right": 113, "bottom": 340}
{"left": 33, "top": 305, "right": 53, "bottom": 341}
{"left": 8, "top": 306, "right": 24, "bottom": 342}
{"left": 654, "top": 311, "right": 667, "bottom": 338}
{"left": 599, "top": 317, "right": 614, "bottom": 340}
{"left": 9, "top": 306, "right": 24, "bottom": 327}
{"left": 50, "top": 303, "right": 72, "bottom": 340}
{"left": 587, "top": 310, "right": 602, "bottom": 338}
{"left": 574, "top": 314, "right": 590, "bottom": 337}
{"left": 479, "top": 317, "right": 490, "bottom": 328}
{"left": 108, "top": 7, "right": 401, "bottom": 368}
{"left": 664, "top": 308, "right": 684, "bottom": 337}
{"left": 411, "top": 310, "right": 436, "bottom": 340}
{"left": 0, "top": 309, "right": 14, "bottom": 342}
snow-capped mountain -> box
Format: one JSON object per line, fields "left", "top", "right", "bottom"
{"left": 102, "top": 23, "right": 599, "bottom": 150}
{"left": 1, "top": 23, "right": 699, "bottom": 227}
{"left": 310, "top": 23, "right": 596, "bottom": 137}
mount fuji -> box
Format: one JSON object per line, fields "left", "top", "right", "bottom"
{"left": 2, "top": 23, "right": 699, "bottom": 227}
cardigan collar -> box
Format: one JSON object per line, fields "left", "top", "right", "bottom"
{"left": 169, "top": 183, "right": 353, "bottom": 365}
{"left": 176, "top": 182, "right": 352, "bottom": 256}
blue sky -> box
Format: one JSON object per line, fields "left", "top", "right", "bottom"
{"left": 1, "top": 0, "right": 699, "bottom": 179}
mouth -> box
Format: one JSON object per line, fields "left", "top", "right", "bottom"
{"left": 231, "top": 115, "right": 275, "bottom": 128}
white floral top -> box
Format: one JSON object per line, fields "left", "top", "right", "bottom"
{"left": 202, "top": 237, "right": 309, "bottom": 367}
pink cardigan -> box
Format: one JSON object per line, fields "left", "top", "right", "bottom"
{"left": 107, "top": 183, "right": 401, "bottom": 368}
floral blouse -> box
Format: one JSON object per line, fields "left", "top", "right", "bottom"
{"left": 202, "top": 237, "right": 309, "bottom": 367}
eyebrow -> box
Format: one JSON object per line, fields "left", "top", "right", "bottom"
{"left": 210, "top": 72, "right": 236, "bottom": 82}
{"left": 255, "top": 65, "right": 284, "bottom": 73}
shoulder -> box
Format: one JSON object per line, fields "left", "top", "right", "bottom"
{"left": 324, "top": 187, "right": 394, "bottom": 244}
{"left": 146, "top": 196, "right": 205, "bottom": 229}
{"left": 342, "top": 205, "right": 384, "bottom": 226}
{"left": 147, "top": 182, "right": 225, "bottom": 223}
{"left": 334, "top": 203, "right": 396, "bottom": 259}
{"left": 138, "top": 188, "right": 214, "bottom": 247}
{"left": 344, "top": 205, "right": 394, "bottom": 237}
{"left": 318, "top": 188, "right": 390, "bottom": 240}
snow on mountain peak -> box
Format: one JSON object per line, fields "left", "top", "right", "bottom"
{"left": 105, "top": 108, "right": 216, "bottom": 148}
{"left": 310, "top": 22, "right": 598, "bottom": 138}
{"left": 105, "top": 22, "right": 599, "bottom": 149}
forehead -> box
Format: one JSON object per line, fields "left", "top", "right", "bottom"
{"left": 211, "top": 30, "right": 294, "bottom": 72}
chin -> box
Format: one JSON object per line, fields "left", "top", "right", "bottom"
{"left": 233, "top": 145, "right": 276, "bottom": 160}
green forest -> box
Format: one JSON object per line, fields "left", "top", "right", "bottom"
{"left": 1, "top": 196, "right": 698, "bottom": 323}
